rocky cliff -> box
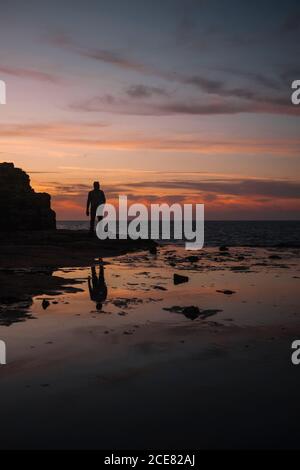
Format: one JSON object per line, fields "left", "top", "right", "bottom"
{"left": 0, "top": 162, "right": 56, "bottom": 231}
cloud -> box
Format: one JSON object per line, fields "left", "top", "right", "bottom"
{"left": 126, "top": 84, "right": 168, "bottom": 98}
{"left": 49, "top": 183, "right": 91, "bottom": 195}
{"left": 219, "top": 67, "right": 283, "bottom": 92}
{"left": 76, "top": 47, "right": 147, "bottom": 73}
{"left": 0, "top": 121, "right": 108, "bottom": 138}
{"left": 0, "top": 66, "right": 60, "bottom": 84}
{"left": 70, "top": 91, "right": 300, "bottom": 117}
{"left": 125, "top": 178, "right": 300, "bottom": 199}
{"left": 48, "top": 32, "right": 298, "bottom": 116}
{"left": 1, "top": 120, "right": 299, "bottom": 156}
{"left": 70, "top": 94, "right": 251, "bottom": 116}
{"left": 48, "top": 32, "right": 257, "bottom": 99}
{"left": 183, "top": 72, "right": 290, "bottom": 104}
{"left": 46, "top": 136, "right": 300, "bottom": 157}
{"left": 183, "top": 75, "right": 225, "bottom": 94}
{"left": 65, "top": 34, "right": 233, "bottom": 98}
{"left": 47, "top": 176, "right": 300, "bottom": 200}
{"left": 47, "top": 32, "right": 154, "bottom": 74}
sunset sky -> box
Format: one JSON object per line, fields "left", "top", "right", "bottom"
{"left": 0, "top": 0, "right": 300, "bottom": 219}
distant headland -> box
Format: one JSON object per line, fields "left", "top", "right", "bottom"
{"left": 0, "top": 162, "right": 56, "bottom": 231}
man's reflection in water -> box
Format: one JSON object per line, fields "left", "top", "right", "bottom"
{"left": 88, "top": 263, "right": 108, "bottom": 311}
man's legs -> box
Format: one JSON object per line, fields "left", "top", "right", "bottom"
{"left": 90, "top": 209, "right": 96, "bottom": 233}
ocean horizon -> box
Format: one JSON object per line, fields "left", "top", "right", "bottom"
{"left": 57, "top": 219, "right": 300, "bottom": 247}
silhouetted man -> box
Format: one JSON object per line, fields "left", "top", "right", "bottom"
{"left": 88, "top": 264, "right": 108, "bottom": 311}
{"left": 86, "top": 181, "right": 106, "bottom": 234}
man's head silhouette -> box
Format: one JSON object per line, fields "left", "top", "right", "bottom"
{"left": 94, "top": 181, "right": 100, "bottom": 190}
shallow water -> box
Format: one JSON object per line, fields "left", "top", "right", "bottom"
{"left": 1, "top": 246, "right": 300, "bottom": 353}
{"left": 1, "top": 245, "right": 300, "bottom": 449}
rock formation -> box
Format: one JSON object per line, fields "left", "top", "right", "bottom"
{"left": 0, "top": 162, "right": 56, "bottom": 231}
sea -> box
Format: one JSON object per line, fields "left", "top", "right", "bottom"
{"left": 57, "top": 220, "right": 300, "bottom": 247}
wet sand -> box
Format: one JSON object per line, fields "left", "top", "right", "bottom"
{"left": 0, "top": 246, "right": 300, "bottom": 449}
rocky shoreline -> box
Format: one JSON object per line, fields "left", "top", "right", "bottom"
{"left": 0, "top": 229, "right": 157, "bottom": 268}
{"left": 0, "top": 162, "right": 56, "bottom": 230}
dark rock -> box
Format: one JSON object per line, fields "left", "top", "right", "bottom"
{"left": 216, "top": 289, "right": 236, "bottom": 295}
{"left": 164, "top": 305, "right": 200, "bottom": 320}
{"left": 0, "top": 162, "right": 56, "bottom": 231}
{"left": 182, "top": 306, "right": 201, "bottom": 320}
{"left": 173, "top": 273, "right": 189, "bottom": 285}
{"left": 185, "top": 255, "right": 199, "bottom": 263}
{"left": 163, "top": 305, "right": 222, "bottom": 321}
{"left": 42, "top": 299, "right": 50, "bottom": 310}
